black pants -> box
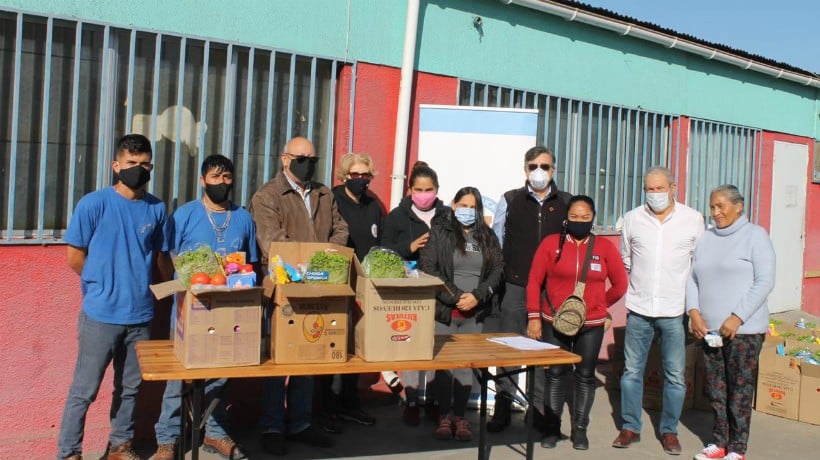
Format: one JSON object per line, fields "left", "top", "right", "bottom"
{"left": 541, "top": 320, "right": 604, "bottom": 431}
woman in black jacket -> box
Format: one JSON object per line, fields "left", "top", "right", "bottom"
{"left": 382, "top": 161, "right": 449, "bottom": 426}
{"left": 419, "top": 186, "right": 504, "bottom": 442}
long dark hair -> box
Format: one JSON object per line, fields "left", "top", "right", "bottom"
{"left": 451, "top": 186, "right": 496, "bottom": 256}
{"left": 555, "top": 195, "right": 596, "bottom": 263}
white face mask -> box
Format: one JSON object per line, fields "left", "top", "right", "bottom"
{"left": 528, "top": 168, "right": 551, "bottom": 191}
{"left": 646, "top": 191, "right": 670, "bottom": 212}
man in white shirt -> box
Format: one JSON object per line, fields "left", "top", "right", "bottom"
{"left": 612, "top": 166, "right": 704, "bottom": 456}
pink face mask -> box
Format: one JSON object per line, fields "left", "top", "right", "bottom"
{"left": 411, "top": 191, "right": 437, "bottom": 210}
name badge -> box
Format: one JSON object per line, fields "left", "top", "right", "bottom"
{"left": 590, "top": 263, "right": 602, "bottom": 272}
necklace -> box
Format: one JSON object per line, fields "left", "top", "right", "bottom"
{"left": 202, "top": 200, "right": 231, "bottom": 243}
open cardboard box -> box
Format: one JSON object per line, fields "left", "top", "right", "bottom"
{"left": 151, "top": 280, "right": 263, "bottom": 369}
{"left": 352, "top": 256, "right": 447, "bottom": 362}
{"left": 266, "top": 242, "right": 355, "bottom": 364}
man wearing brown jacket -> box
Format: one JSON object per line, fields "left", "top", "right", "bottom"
{"left": 249, "top": 136, "right": 348, "bottom": 456}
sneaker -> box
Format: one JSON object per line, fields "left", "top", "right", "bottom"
{"left": 260, "top": 432, "right": 286, "bottom": 456}
{"left": 339, "top": 408, "right": 376, "bottom": 426}
{"left": 724, "top": 453, "right": 746, "bottom": 460}
{"left": 403, "top": 403, "right": 421, "bottom": 426}
{"left": 434, "top": 415, "right": 454, "bottom": 440}
{"left": 202, "top": 436, "right": 247, "bottom": 459}
{"left": 153, "top": 443, "right": 175, "bottom": 460}
{"left": 453, "top": 417, "right": 472, "bottom": 442}
{"left": 287, "top": 425, "right": 334, "bottom": 448}
{"left": 318, "top": 413, "right": 344, "bottom": 433}
{"left": 107, "top": 441, "right": 143, "bottom": 460}
{"left": 694, "top": 444, "right": 726, "bottom": 460}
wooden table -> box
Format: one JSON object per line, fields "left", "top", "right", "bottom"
{"left": 136, "top": 333, "right": 581, "bottom": 460}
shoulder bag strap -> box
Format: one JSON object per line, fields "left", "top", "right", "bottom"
{"left": 573, "top": 235, "right": 596, "bottom": 297}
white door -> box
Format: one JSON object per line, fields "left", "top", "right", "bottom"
{"left": 768, "top": 141, "right": 808, "bottom": 313}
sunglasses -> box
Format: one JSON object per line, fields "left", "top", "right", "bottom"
{"left": 348, "top": 172, "right": 373, "bottom": 179}
{"left": 287, "top": 153, "right": 320, "bottom": 164}
{"left": 527, "top": 163, "right": 554, "bottom": 171}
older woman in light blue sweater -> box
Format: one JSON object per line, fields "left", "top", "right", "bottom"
{"left": 685, "top": 185, "right": 775, "bottom": 460}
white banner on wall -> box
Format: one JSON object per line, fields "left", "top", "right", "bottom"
{"left": 418, "top": 105, "right": 538, "bottom": 220}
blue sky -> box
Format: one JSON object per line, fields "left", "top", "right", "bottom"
{"left": 579, "top": 0, "right": 819, "bottom": 74}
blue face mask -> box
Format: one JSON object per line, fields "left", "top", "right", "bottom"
{"left": 454, "top": 207, "right": 476, "bottom": 226}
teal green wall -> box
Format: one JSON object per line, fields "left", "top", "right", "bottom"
{"left": 4, "top": 0, "right": 818, "bottom": 139}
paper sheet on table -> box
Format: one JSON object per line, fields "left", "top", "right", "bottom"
{"left": 487, "top": 336, "right": 560, "bottom": 351}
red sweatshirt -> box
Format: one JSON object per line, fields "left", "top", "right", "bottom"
{"left": 526, "top": 233, "right": 627, "bottom": 326}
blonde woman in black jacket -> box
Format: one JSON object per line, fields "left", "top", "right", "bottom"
{"left": 419, "top": 186, "right": 504, "bottom": 442}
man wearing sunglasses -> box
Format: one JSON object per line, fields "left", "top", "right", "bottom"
{"left": 488, "top": 146, "right": 571, "bottom": 435}
{"left": 249, "top": 136, "right": 349, "bottom": 457}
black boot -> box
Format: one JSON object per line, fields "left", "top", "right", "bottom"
{"left": 571, "top": 375, "right": 596, "bottom": 450}
{"left": 540, "top": 374, "right": 564, "bottom": 449}
{"left": 487, "top": 392, "right": 512, "bottom": 432}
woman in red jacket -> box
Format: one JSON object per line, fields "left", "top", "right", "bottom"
{"left": 526, "top": 195, "right": 627, "bottom": 450}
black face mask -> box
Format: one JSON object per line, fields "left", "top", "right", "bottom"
{"left": 205, "top": 182, "right": 232, "bottom": 204}
{"left": 118, "top": 165, "right": 151, "bottom": 190}
{"left": 288, "top": 156, "right": 316, "bottom": 183}
{"left": 566, "top": 220, "right": 593, "bottom": 239}
{"left": 345, "top": 177, "right": 371, "bottom": 196}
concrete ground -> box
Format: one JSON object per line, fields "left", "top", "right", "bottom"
{"left": 129, "top": 310, "right": 819, "bottom": 459}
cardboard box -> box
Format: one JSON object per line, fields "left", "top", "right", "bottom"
{"left": 797, "top": 343, "right": 820, "bottom": 425}
{"left": 151, "top": 280, "right": 263, "bottom": 369}
{"left": 756, "top": 339, "right": 801, "bottom": 420}
{"left": 642, "top": 340, "right": 697, "bottom": 412}
{"left": 353, "top": 258, "right": 445, "bottom": 362}
{"left": 267, "top": 242, "right": 355, "bottom": 364}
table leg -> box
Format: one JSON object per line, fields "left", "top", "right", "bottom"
{"left": 525, "top": 366, "right": 535, "bottom": 460}
{"left": 179, "top": 380, "right": 188, "bottom": 460}
{"left": 477, "top": 368, "right": 489, "bottom": 460}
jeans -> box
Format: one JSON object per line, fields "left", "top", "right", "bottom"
{"left": 495, "top": 283, "right": 545, "bottom": 409}
{"left": 57, "top": 311, "right": 151, "bottom": 459}
{"left": 430, "top": 316, "right": 483, "bottom": 416}
{"left": 259, "top": 376, "right": 313, "bottom": 434}
{"left": 155, "top": 301, "right": 230, "bottom": 443}
{"left": 620, "top": 312, "right": 686, "bottom": 435}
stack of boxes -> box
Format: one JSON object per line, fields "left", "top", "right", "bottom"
{"left": 754, "top": 322, "right": 820, "bottom": 424}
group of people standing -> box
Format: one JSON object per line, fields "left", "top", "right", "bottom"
{"left": 56, "top": 134, "right": 775, "bottom": 460}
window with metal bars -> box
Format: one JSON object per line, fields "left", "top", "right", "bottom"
{"left": 459, "top": 80, "right": 680, "bottom": 231}
{"left": 0, "top": 11, "right": 346, "bottom": 242}
{"left": 686, "top": 119, "right": 761, "bottom": 224}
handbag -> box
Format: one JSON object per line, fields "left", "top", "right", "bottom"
{"left": 547, "top": 235, "right": 595, "bottom": 336}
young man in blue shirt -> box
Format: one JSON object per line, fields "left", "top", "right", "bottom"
{"left": 57, "top": 134, "right": 170, "bottom": 460}
{"left": 153, "top": 154, "right": 257, "bottom": 460}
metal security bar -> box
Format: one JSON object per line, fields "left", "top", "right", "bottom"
{"left": 459, "top": 80, "right": 679, "bottom": 231}
{"left": 0, "top": 10, "right": 350, "bottom": 243}
{"left": 686, "top": 119, "right": 761, "bottom": 224}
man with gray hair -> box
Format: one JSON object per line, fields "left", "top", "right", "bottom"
{"left": 612, "top": 166, "right": 703, "bottom": 455}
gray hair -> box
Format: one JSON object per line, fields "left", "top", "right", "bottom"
{"left": 643, "top": 166, "right": 675, "bottom": 185}
{"left": 711, "top": 184, "right": 745, "bottom": 206}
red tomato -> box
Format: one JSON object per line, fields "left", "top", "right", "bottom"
{"left": 210, "top": 273, "right": 227, "bottom": 285}
{"left": 190, "top": 272, "right": 211, "bottom": 285}
{"left": 239, "top": 264, "right": 254, "bottom": 273}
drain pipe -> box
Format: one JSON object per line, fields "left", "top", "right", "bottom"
{"left": 389, "top": 0, "right": 420, "bottom": 209}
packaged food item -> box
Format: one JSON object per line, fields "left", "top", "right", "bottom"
{"left": 362, "top": 247, "right": 406, "bottom": 278}
{"left": 270, "top": 255, "right": 293, "bottom": 284}
{"left": 174, "top": 245, "right": 222, "bottom": 287}
{"left": 306, "top": 250, "right": 350, "bottom": 284}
